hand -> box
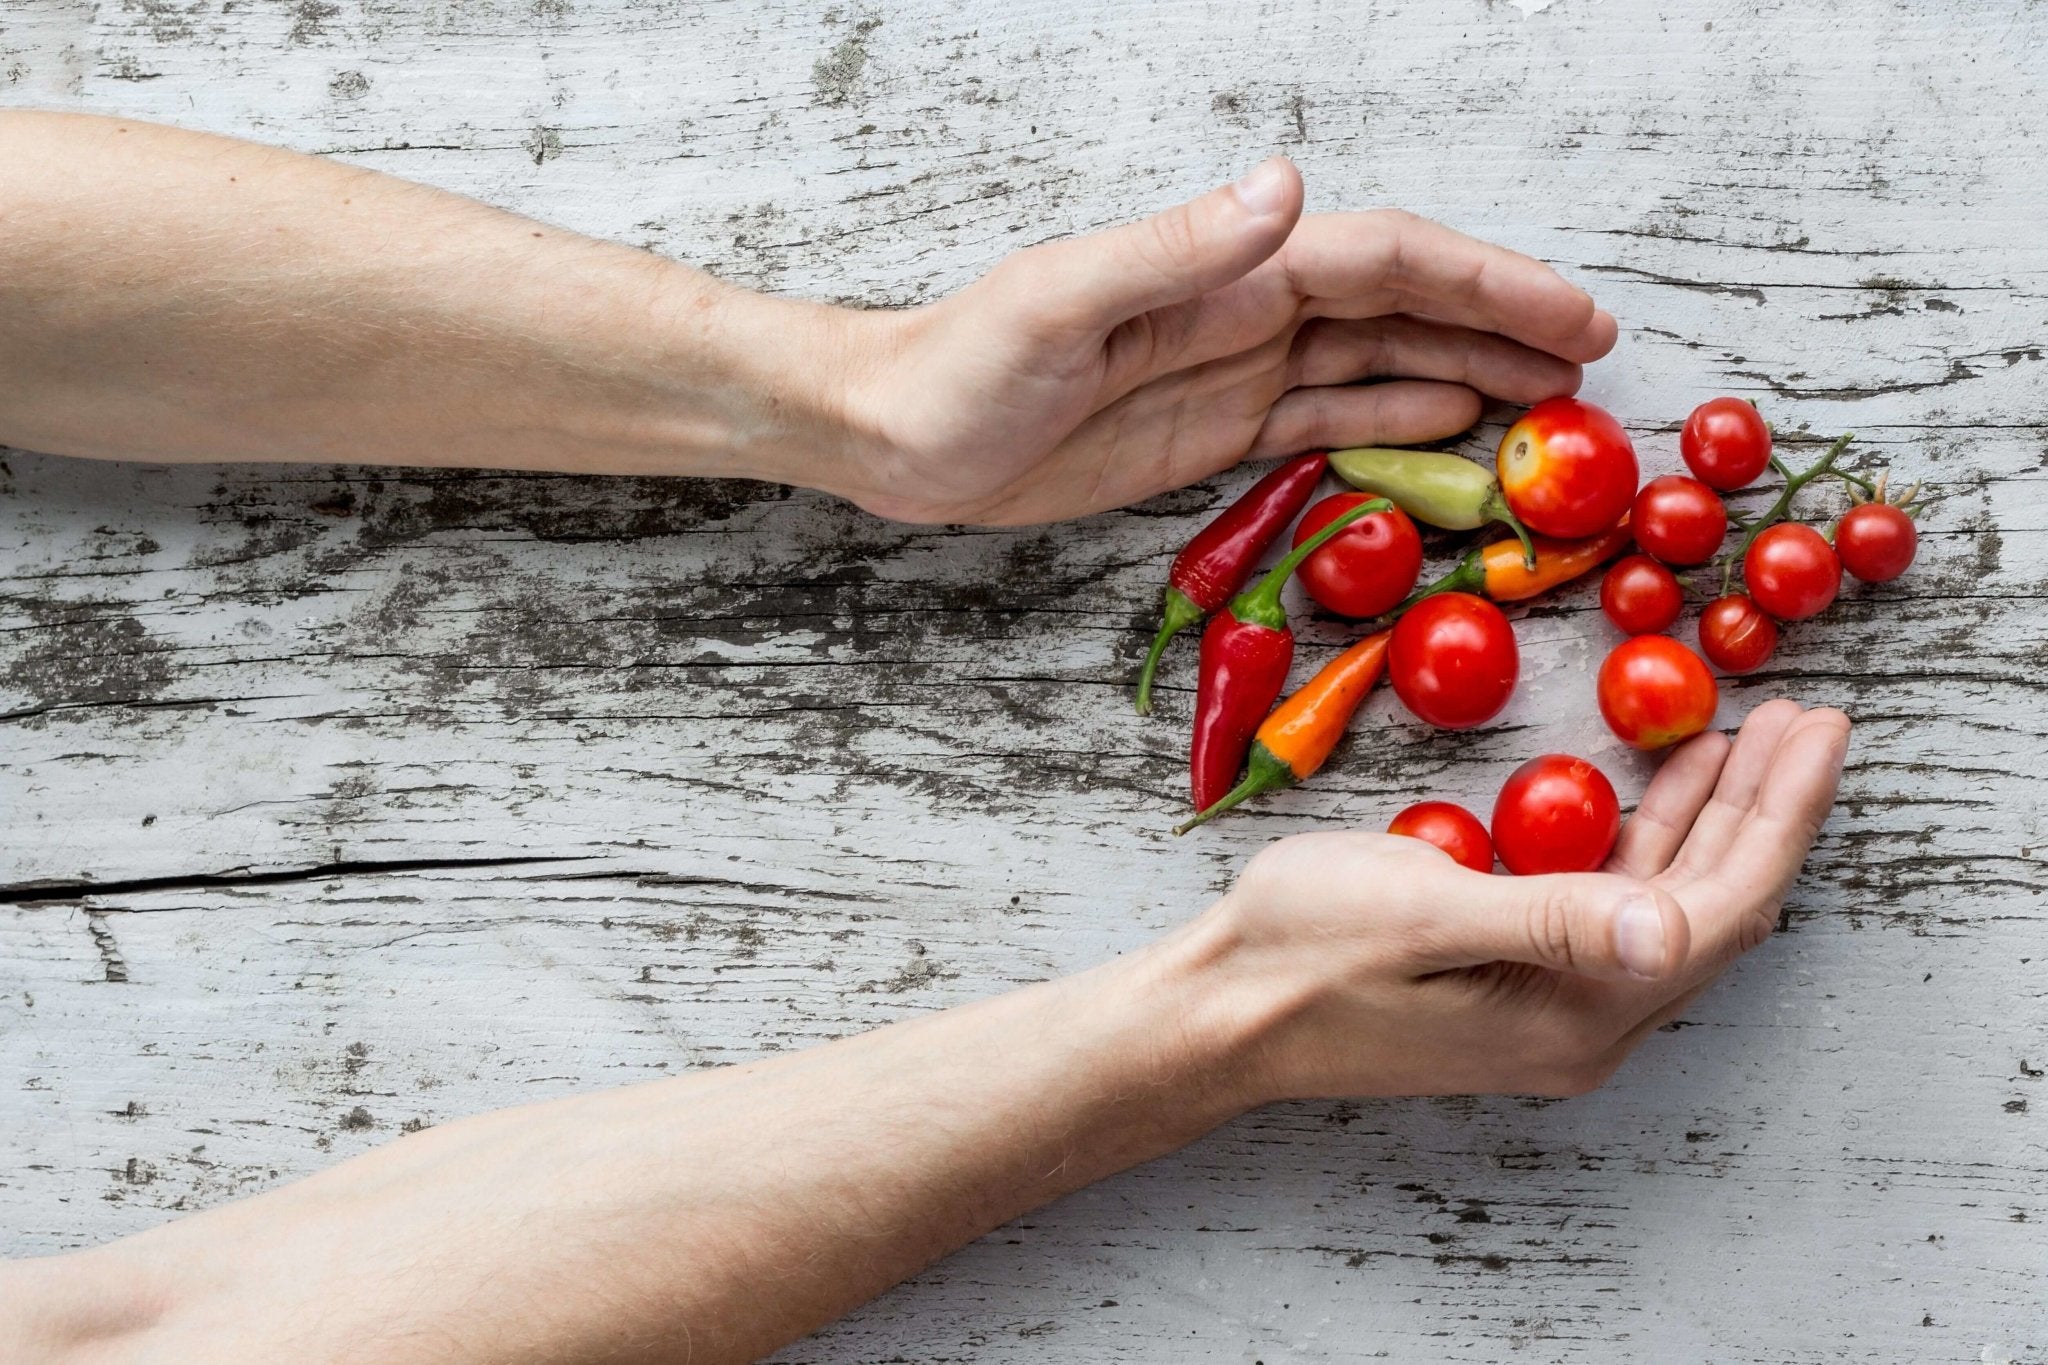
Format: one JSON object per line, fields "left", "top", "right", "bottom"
{"left": 821, "top": 157, "right": 1617, "bottom": 525}
{"left": 1183, "top": 700, "right": 1850, "bottom": 1101}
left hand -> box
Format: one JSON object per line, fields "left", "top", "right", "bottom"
{"left": 820, "top": 157, "right": 1618, "bottom": 524}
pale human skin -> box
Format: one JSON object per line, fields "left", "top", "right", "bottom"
{"left": 0, "top": 112, "right": 1852, "bottom": 1365}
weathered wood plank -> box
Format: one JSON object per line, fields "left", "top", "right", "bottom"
{"left": 3, "top": 0, "right": 2045, "bottom": 1360}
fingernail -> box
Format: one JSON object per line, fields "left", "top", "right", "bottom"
{"left": 1231, "top": 158, "right": 1291, "bottom": 218}
{"left": 1613, "top": 894, "right": 1667, "bottom": 979}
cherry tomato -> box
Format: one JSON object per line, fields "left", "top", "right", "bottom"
{"left": 1389, "top": 592, "right": 1519, "bottom": 730}
{"left": 1630, "top": 474, "right": 1727, "bottom": 566}
{"left": 1597, "top": 635, "right": 1719, "bottom": 750}
{"left": 1680, "top": 397, "right": 1773, "bottom": 491}
{"left": 1490, "top": 754, "right": 1620, "bottom": 876}
{"left": 1697, "top": 594, "right": 1779, "bottom": 674}
{"left": 1599, "top": 554, "right": 1683, "bottom": 636}
{"left": 1292, "top": 493, "right": 1424, "bottom": 617}
{"left": 1835, "top": 502, "right": 1918, "bottom": 583}
{"left": 1496, "top": 397, "right": 1639, "bottom": 538}
{"left": 1388, "top": 801, "right": 1493, "bottom": 873}
{"left": 1744, "top": 522, "right": 1841, "bottom": 620}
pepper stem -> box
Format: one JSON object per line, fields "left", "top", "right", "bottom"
{"left": 1228, "top": 497, "right": 1393, "bottom": 630}
{"left": 1134, "top": 587, "right": 1205, "bottom": 715}
{"left": 1172, "top": 745, "right": 1296, "bottom": 835}
{"left": 1480, "top": 486, "right": 1539, "bottom": 570}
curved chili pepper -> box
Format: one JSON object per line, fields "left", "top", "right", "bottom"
{"left": 1188, "top": 497, "right": 1392, "bottom": 809}
{"left": 1134, "top": 452, "right": 1328, "bottom": 715}
{"left": 1404, "top": 515, "right": 1632, "bottom": 610}
{"left": 1173, "top": 629, "right": 1390, "bottom": 835}
{"left": 1328, "top": 446, "right": 1537, "bottom": 567}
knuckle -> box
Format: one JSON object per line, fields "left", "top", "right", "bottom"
{"left": 1523, "top": 886, "right": 1582, "bottom": 972}
{"left": 1141, "top": 206, "right": 1204, "bottom": 275}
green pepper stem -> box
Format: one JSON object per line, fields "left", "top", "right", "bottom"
{"left": 1133, "top": 586, "right": 1205, "bottom": 715}
{"left": 1730, "top": 432, "right": 1854, "bottom": 564}
{"left": 1172, "top": 745, "right": 1296, "bottom": 835}
{"left": 1394, "top": 545, "right": 1485, "bottom": 615}
{"left": 1228, "top": 497, "right": 1393, "bottom": 631}
{"left": 1480, "top": 486, "right": 1538, "bottom": 570}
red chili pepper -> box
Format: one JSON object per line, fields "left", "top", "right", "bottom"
{"left": 1134, "top": 452, "right": 1328, "bottom": 715}
{"left": 1188, "top": 497, "right": 1391, "bottom": 809}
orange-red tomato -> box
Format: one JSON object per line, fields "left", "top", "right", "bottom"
{"left": 1698, "top": 594, "right": 1778, "bottom": 674}
{"left": 1600, "top": 554, "right": 1683, "bottom": 636}
{"left": 1293, "top": 493, "right": 1424, "bottom": 617}
{"left": 1496, "top": 397, "right": 1639, "bottom": 538}
{"left": 1491, "top": 754, "right": 1620, "bottom": 876}
{"left": 1744, "top": 523, "right": 1841, "bottom": 621}
{"left": 1631, "top": 474, "right": 1727, "bottom": 566}
{"left": 1680, "top": 397, "right": 1773, "bottom": 491}
{"left": 1388, "top": 592, "right": 1519, "bottom": 730}
{"left": 1835, "top": 503, "right": 1918, "bottom": 583}
{"left": 1597, "top": 635, "right": 1719, "bottom": 750}
{"left": 1389, "top": 801, "right": 1494, "bottom": 873}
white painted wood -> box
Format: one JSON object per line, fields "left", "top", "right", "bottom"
{"left": 3, "top": 0, "right": 2044, "bottom": 1359}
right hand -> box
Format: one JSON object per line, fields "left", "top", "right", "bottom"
{"left": 1192, "top": 700, "right": 1851, "bottom": 1101}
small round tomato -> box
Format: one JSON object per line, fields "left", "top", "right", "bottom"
{"left": 1491, "top": 754, "right": 1620, "bottom": 876}
{"left": 1835, "top": 503, "right": 1917, "bottom": 583}
{"left": 1496, "top": 397, "right": 1639, "bottom": 538}
{"left": 1600, "top": 554, "right": 1683, "bottom": 636}
{"left": 1680, "top": 397, "right": 1773, "bottom": 491}
{"left": 1597, "top": 635, "right": 1719, "bottom": 750}
{"left": 1389, "top": 592, "right": 1519, "bottom": 730}
{"left": 1697, "top": 594, "right": 1779, "bottom": 674}
{"left": 1389, "top": 801, "right": 1493, "bottom": 873}
{"left": 1631, "top": 474, "right": 1727, "bottom": 566}
{"left": 1293, "top": 493, "right": 1424, "bottom": 617}
{"left": 1744, "top": 522, "right": 1841, "bottom": 620}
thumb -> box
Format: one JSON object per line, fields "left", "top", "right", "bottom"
{"left": 1421, "top": 873, "right": 1692, "bottom": 983}
{"left": 1009, "top": 157, "right": 1303, "bottom": 333}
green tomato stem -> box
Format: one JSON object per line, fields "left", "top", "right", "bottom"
{"left": 1722, "top": 432, "right": 1855, "bottom": 587}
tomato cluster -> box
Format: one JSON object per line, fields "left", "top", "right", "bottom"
{"left": 1143, "top": 388, "right": 1926, "bottom": 876}
{"left": 1595, "top": 398, "right": 1926, "bottom": 747}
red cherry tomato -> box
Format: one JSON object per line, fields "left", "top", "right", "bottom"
{"left": 1388, "top": 801, "right": 1494, "bottom": 873}
{"left": 1491, "top": 754, "right": 1620, "bottom": 876}
{"left": 1835, "top": 503, "right": 1918, "bottom": 583}
{"left": 1680, "top": 397, "right": 1773, "bottom": 491}
{"left": 1744, "top": 523, "right": 1841, "bottom": 620}
{"left": 1599, "top": 554, "right": 1684, "bottom": 636}
{"left": 1697, "top": 594, "right": 1778, "bottom": 674}
{"left": 1388, "top": 592, "right": 1519, "bottom": 730}
{"left": 1630, "top": 474, "right": 1727, "bottom": 566}
{"left": 1292, "top": 493, "right": 1424, "bottom": 617}
{"left": 1597, "top": 635, "right": 1719, "bottom": 750}
{"left": 1496, "top": 397, "right": 1639, "bottom": 538}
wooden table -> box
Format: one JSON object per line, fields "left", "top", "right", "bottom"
{"left": 4, "top": 2, "right": 2043, "bottom": 1359}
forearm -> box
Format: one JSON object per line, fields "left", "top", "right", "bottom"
{"left": 0, "top": 111, "right": 865, "bottom": 482}
{"left": 15, "top": 915, "right": 1261, "bottom": 1365}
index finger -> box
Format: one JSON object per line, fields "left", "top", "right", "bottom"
{"left": 1278, "top": 210, "right": 1618, "bottom": 364}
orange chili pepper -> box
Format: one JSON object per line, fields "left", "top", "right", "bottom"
{"left": 1172, "top": 630, "right": 1390, "bottom": 835}
{"left": 1409, "top": 515, "right": 1633, "bottom": 607}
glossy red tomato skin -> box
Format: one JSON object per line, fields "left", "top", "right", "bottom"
{"left": 1631, "top": 474, "right": 1728, "bottom": 566}
{"left": 1597, "top": 635, "right": 1720, "bottom": 750}
{"left": 1388, "top": 592, "right": 1519, "bottom": 730}
{"left": 1697, "top": 594, "right": 1779, "bottom": 674}
{"left": 1293, "top": 493, "right": 1425, "bottom": 617}
{"left": 1490, "top": 754, "right": 1621, "bottom": 876}
{"left": 1600, "top": 554, "right": 1684, "bottom": 636}
{"left": 1389, "top": 801, "right": 1494, "bottom": 873}
{"left": 1744, "top": 523, "right": 1842, "bottom": 620}
{"left": 1835, "top": 503, "right": 1918, "bottom": 583}
{"left": 1680, "top": 397, "right": 1773, "bottom": 491}
{"left": 1496, "top": 397, "right": 1639, "bottom": 538}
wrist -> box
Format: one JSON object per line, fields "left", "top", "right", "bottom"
{"left": 1088, "top": 900, "right": 1307, "bottom": 1127}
